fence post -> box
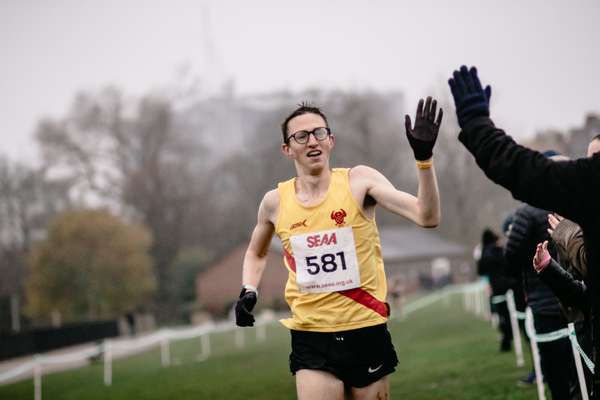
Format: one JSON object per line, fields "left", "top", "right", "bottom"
{"left": 568, "top": 323, "right": 589, "bottom": 400}
{"left": 103, "top": 339, "right": 112, "bottom": 386}
{"left": 480, "top": 285, "right": 489, "bottom": 320}
{"left": 506, "top": 290, "right": 524, "bottom": 367}
{"left": 525, "top": 307, "right": 546, "bottom": 400}
{"left": 161, "top": 336, "right": 171, "bottom": 367}
{"left": 443, "top": 289, "right": 450, "bottom": 308}
{"left": 474, "top": 288, "right": 481, "bottom": 316}
{"left": 33, "top": 356, "right": 42, "bottom": 400}
{"left": 197, "top": 332, "right": 211, "bottom": 361}
{"left": 235, "top": 328, "right": 245, "bottom": 349}
{"left": 257, "top": 323, "right": 267, "bottom": 342}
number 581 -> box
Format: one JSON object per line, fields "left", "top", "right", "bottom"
{"left": 305, "top": 252, "right": 347, "bottom": 275}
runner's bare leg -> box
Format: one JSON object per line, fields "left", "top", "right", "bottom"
{"left": 350, "top": 376, "right": 390, "bottom": 400}
{"left": 296, "top": 369, "right": 344, "bottom": 400}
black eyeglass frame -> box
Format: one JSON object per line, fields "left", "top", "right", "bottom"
{"left": 286, "top": 127, "right": 331, "bottom": 144}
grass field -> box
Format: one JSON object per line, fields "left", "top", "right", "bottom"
{"left": 0, "top": 294, "right": 540, "bottom": 400}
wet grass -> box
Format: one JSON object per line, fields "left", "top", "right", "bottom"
{"left": 0, "top": 294, "right": 539, "bottom": 399}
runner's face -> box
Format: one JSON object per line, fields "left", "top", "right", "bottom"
{"left": 282, "top": 113, "right": 334, "bottom": 170}
{"left": 587, "top": 139, "right": 600, "bottom": 157}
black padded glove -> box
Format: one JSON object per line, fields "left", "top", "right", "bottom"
{"left": 235, "top": 288, "right": 257, "bottom": 327}
{"left": 448, "top": 65, "right": 492, "bottom": 128}
{"left": 404, "top": 96, "right": 443, "bottom": 161}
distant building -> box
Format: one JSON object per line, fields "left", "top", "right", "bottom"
{"left": 195, "top": 225, "right": 469, "bottom": 316}
{"left": 525, "top": 113, "right": 600, "bottom": 158}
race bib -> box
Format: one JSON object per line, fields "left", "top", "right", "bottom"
{"left": 290, "top": 227, "right": 361, "bottom": 293}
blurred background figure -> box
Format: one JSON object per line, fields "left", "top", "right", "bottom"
{"left": 477, "top": 228, "right": 515, "bottom": 352}
{"left": 389, "top": 276, "right": 406, "bottom": 315}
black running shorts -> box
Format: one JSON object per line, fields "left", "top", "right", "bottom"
{"left": 289, "top": 323, "right": 398, "bottom": 388}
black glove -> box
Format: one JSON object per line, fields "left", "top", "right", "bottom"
{"left": 448, "top": 66, "right": 492, "bottom": 128}
{"left": 235, "top": 288, "right": 257, "bottom": 327}
{"left": 404, "top": 96, "right": 443, "bottom": 161}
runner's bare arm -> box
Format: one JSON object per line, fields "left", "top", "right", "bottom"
{"left": 351, "top": 165, "right": 440, "bottom": 228}
{"left": 242, "top": 190, "right": 278, "bottom": 288}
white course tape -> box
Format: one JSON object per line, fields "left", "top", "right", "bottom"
{"left": 37, "top": 346, "right": 101, "bottom": 365}
{"left": 568, "top": 330, "right": 595, "bottom": 374}
{"left": 0, "top": 361, "right": 36, "bottom": 384}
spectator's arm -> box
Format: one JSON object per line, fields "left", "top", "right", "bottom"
{"left": 458, "top": 117, "right": 600, "bottom": 225}
{"left": 552, "top": 219, "right": 587, "bottom": 279}
{"left": 538, "top": 258, "right": 589, "bottom": 313}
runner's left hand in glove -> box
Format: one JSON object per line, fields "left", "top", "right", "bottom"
{"left": 235, "top": 287, "right": 257, "bottom": 327}
{"left": 405, "top": 97, "right": 443, "bottom": 161}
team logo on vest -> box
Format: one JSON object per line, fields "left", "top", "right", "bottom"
{"left": 290, "top": 219, "right": 308, "bottom": 230}
{"left": 330, "top": 209, "right": 347, "bottom": 226}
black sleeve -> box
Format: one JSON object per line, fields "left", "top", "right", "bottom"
{"left": 458, "top": 117, "right": 600, "bottom": 226}
{"left": 538, "top": 258, "right": 589, "bottom": 313}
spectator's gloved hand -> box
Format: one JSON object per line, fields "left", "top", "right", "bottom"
{"left": 533, "top": 240, "right": 551, "bottom": 273}
{"left": 448, "top": 66, "right": 492, "bottom": 128}
{"left": 404, "top": 96, "right": 443, "bottom": 161}
{"left": 235, "top": 288, "right": 257, "bottom": 327}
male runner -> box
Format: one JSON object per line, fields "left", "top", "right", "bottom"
{"left": 235, "top": 98, "right": 443, "bottom": 400}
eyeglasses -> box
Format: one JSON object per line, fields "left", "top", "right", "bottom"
{"left": 287, "top": 127, "right": 331, "bottom": 144}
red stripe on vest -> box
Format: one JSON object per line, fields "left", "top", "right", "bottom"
{"left": 339, "top": 288, "right": 390, "bottom": 317}
{"left": 282, "top": 249, "right": 388, "bottom": 317}
{"left": 283, "top": 249, "right": 296, "bottom": 272}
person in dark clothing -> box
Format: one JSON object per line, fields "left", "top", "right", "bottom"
{"left": 503, "top": 213, "right": 537, "bottom": 385}
{"left": 478, "top": 228, "right": 515, "bottom": 352}
{"left": 448, "top": 65, "right": 600, "bottom": 399}
{"left": 538, "top": 134, "right": 600, "bottom": 318}
{"left": 505, "top": 188, "right": 579, "bottom": 400}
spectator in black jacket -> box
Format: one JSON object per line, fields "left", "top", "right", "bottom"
{"left": 533, "top": 137, "right": 600, "bottom": 396}
{"left": 505, "top": 163, "right": 580, "bottom": 399}
{"left": 448, "top": 65, "right": 600, "bottom": 399}
{"left": 478, "top": 228, "right": 515, "bottom": 352}
{"left": 536, "top": 135, "right": 600, "bottom": 316}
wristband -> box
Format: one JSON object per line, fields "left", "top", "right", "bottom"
{"left": 242, "top": 284, "right": 258, "bottom": 297}
{"left": 416, "top": 159, "right": 433, "bottom": 170}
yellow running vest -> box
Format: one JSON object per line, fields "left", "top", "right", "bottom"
{"left": 276, "top": 168, "right": 389, "bottom": 332}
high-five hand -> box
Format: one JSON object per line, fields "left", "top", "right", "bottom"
{"left": 448, "top": 66, "right": 492, "bottom": 128}
{"left": 404, "top": 96, "right": 443, "bottom": 161}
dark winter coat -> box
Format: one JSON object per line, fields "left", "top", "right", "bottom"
{"left": 539, "top": 218, "right": 588, "bottom": 322}
{"left": 478, "top": 244, "right": 515, "bottom": 296}
{"left": 505, "top": 204, "right": 561, "bottom": 315}
{"left": 459, "top": 116, "right": 600, "bottom": 397}
{"left": 539, "top": 258, "right": 588, "bottom": 314}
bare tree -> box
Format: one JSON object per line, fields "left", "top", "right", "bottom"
{"left": 0, "top": 157, "right": 71, "bottom": 331}
{"left": 35, "top": 88, "right": 206, "bottom": 320}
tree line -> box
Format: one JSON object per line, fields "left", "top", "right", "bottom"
{"left": 2, "top": 83, "right": 595, "bottom": 329}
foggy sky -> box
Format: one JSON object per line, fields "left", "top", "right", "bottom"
{"left": 1, "top": 0, "right": 599, "bottom": 162}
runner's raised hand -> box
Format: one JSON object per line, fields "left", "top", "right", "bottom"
{"left": 404, "top": 96, "right": 443, "bottom": 161}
